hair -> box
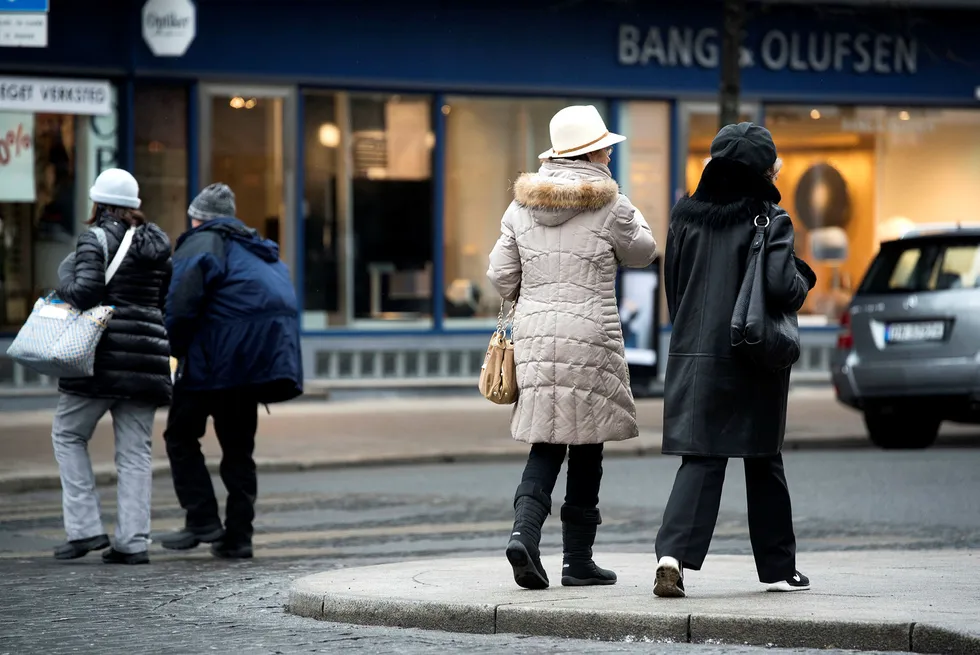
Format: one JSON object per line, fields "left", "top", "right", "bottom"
{"left": 766, "top": 157, "right": 784, "bottom": 182}
{"left": 86, "top": 202, "right": 146, "bottom": 227}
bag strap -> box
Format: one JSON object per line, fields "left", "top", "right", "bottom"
{"left": 91, "top": 225, "right": 137, "bottom": 285}
{"left": 496, "top": 298, "right": 517, "bottom": 337}
{"left": 750, "top": 202, "right": 778, "bottom": 251}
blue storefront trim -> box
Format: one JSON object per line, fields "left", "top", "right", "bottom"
{"left": 431, "top": 93, "right": 448, "bottom": 331}
{"left": 120, "top": 78, "right": 136, "bottom": 173}
{"left": 186, "top": 81, "right": 200, "bottom": 225}
{"left": 295, "top": 90, "right": 306, "bottom": 304}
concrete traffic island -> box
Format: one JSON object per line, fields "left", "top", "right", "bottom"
{"left": 287, "top": 550, "right": 980, "bottom": 654}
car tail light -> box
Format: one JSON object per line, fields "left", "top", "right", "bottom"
{"left": 837, "top": 309, "right": 854, "bottom": 350}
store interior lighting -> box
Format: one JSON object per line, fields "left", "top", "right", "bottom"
{"left": 229, "top": 96, "right": 258, "bottom": 109}
{"left": 318, "top": 122, "right": 340, "bottom": 147}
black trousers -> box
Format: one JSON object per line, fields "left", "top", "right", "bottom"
{"left": 164, "top": 386, "right": 259, "bottom": 543}
{"left": 655, "top": 454, "right": 797, "bottom": 583}
{"left": 520, "top": 443, "right": 604, "bottom": 511}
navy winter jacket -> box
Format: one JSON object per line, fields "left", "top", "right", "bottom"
{"left": 166, "top": 217, "right": 303, "bottom": 403}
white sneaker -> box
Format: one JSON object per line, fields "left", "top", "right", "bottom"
{"left": 654, "top": 556, "right": 686, "bottom": 598}
{"left": 766, "top": 570, "right": 811, "bottom": 592}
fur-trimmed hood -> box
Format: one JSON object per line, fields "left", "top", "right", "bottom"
{"left": 514, "top": 160, "right": 619, "bottom": 226}
{"left": 672, "top": 157, "right": 781, "bottom": 229}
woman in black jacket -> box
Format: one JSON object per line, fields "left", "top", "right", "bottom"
{"left": 653, "top": 124, "right": 818, "bottom": 598}
{"left": 51, "top": 168, "right": 173, "bottom": 565}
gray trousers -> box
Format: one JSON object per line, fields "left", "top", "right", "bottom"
{"left": 51, "top": 393, "right": 156, "bottom": 554}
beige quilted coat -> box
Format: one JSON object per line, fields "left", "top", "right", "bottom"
{"left": 487, "top": 160, "right": 657, "bottom": 445}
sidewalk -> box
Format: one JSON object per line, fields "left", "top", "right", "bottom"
{"left": 2, "top": 388, "right": 978, "bottom": 492}
{"left": 288, "top": 550, "right": 980, "bottom": 653}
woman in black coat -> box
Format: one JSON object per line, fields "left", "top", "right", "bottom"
{"left": 50, "top": 168, "right": 173, "bottom": 565}
{"left": 653, "top": 123, "right": 818, "bottom": 598}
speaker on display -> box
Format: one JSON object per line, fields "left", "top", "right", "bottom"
{"left": 616, "top": 256, "right": 662, "bottom": 397}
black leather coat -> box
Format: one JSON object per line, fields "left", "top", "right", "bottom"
{"left": 57, "top": 212, "right": 173, "bottom": 407}
{"left": 662, "top": 158, "right": 817, "bottom": 457}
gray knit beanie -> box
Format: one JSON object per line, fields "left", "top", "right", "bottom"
{"left": 188, "top": 183, "right": 236, "bottom": 221}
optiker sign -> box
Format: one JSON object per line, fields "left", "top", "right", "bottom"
{"left": 146, "top": 12, "right": 191, "bottom": 34}
{"left": 142, "top": 0, "right": 196, "bottom": 57}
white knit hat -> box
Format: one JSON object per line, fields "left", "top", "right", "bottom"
{"left": 89, "top": 168, "right": 141, "bottom": 209}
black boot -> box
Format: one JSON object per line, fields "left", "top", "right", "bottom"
{"left": 560, "top": 505, "right": 617, "bottom": 586}
{"left": 160, "top": 524, "right": 225, "bottom": 550}
{"left": 53, "top": 534, "right": 110, "bottom": 560}
{"left": 101, "top": 548, "right": 150, "bottom": 565}
{"left": 210, "top": 535, "right": 253, "bottom": 560}
{"left": 505, "top": 482, "right": 552, "bottom": 589}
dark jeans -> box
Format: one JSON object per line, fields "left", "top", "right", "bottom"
{"left": 520, "top": 443, "right": 604, "bottom": 511}
{"left": 655, "top": 454, "right": 797, "bottom": 583}
{"left": 164, "top": 386, "right": 258, "bottom": 544}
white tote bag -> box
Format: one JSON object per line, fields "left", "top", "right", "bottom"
{"left": 6, "top": 226, "right": 136, "bottom": 378}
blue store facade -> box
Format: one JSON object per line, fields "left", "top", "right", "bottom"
{"left": 2, "top": 0, "right": 979, "bottom": 390}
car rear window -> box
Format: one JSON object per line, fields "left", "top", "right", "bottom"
{"left": 859, "top": 238, "right": 980, "bottom": 294}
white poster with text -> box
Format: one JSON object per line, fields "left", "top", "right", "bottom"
{"left": 0, "top": 112, "right": 36, "bottom": 202}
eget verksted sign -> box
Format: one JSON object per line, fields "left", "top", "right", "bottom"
{"left": 0, "top": 76, "right": 112, "bottom": 115}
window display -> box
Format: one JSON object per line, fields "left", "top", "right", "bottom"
{"left": 442, "top": 96, "right": 607, "bottom": 326}
{"left": 766, "top": 106, "right": 980, "bottom": 323}
{"left": 134, "top": 84, "right": 188, "bottom": 244}
{"left": 0, "top": 82, "right": 118, "bottom": 333}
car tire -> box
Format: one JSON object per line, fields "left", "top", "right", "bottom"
{"left": 864, "top": 410, "right": 941, "bottom": 449}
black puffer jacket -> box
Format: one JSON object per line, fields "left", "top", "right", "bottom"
{"left": 57, "top": 212, "right": 173, "bottom": 407}
{"left": 662, "top": 158, "right": 817, "bottom": 458}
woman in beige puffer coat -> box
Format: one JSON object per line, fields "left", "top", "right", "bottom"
{"left": 487, "top": 105, "right": 657, "bottom": 590}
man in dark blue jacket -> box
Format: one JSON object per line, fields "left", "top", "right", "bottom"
{"left": 160, "top": 183, "right": 302, "bottom": 559}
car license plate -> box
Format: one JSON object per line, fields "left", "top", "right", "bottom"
{"left": 886, "top": 321, "right": 945, "bottom": 343}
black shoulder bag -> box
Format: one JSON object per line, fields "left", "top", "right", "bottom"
{"left": 730, "top": 205, "right": 801, "bottom": 372}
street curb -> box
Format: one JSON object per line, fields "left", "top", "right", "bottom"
{"left": 0, "top": 434, "right": 881, "bottom": 494}
{"left": 286, "top": 588, "right": 980, "bottom": 654}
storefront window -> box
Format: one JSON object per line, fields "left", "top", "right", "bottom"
{"left": 204, "top": 88, "right": 292, "bottom": 263}
{"left": 765, "top": 106, "right": 980, "bottom": 323}
{"left": 442, "top": 97, "right": 607, "bottom": 326}
{"left": 302, "top": 92, "right": 342, "bottom": 329}
{"left": 682, "top": 102, "right": 760, "bottom": 196}
{"left": 350, "top": 93, "right": 433, "bottom": 323}
{"left": 134, "top": 84, "right": 188, "bottom": 244}
{"left": 0, "top": 84, "right": 118, "bottom": 333}
{"left": 616, "top": 101, "right": 671, "bottom": 331}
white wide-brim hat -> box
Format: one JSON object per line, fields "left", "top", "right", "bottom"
{"left": 539, "top": 105, "right": 626, "bottom": 160}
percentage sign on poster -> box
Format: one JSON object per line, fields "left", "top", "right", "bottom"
{"left": 0, "top": 123, "right": 31, "bottom": 165}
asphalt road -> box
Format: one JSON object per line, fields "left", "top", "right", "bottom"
{"left": 0, "top": 449, "right": 977, "bottom": 654}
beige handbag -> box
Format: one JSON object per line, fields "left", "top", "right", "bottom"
{"left": 479, "top": 300, "right": 518, "bottom": 405}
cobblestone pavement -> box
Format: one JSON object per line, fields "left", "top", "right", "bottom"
{"left": 1, "top": 449, "right": 977, "bottom": 653}
{"left": 0, "top": 557, "right": 903, "bottom": 655}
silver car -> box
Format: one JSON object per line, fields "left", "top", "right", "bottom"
{"left": 831, "top": 225, "right": 980, "bottom": 449}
